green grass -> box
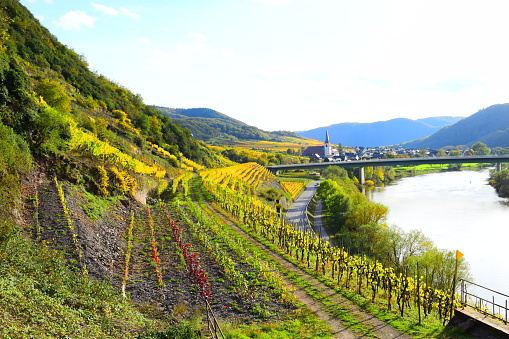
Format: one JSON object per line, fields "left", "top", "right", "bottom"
{"left": 394, "top": 163, "right": 486, "bottom": 178}
{"left": 72, "top": 186, "right": 121, "bottom": 220}
{"left": 0, "top": 226, "right": 160, "bottom": 338}
{"left": 220, "top": 308, "right": 333, "bottom": 338}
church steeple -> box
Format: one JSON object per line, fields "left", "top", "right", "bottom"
{"left": 324, "top": 130, "right": 332, "bottom": 157}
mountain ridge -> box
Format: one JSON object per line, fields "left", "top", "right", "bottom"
{"left": 295, "top": 116, "right": 464, "bottom": 147}
{"left": 402, "top": 104, "right": 509, "bottom": 148}
{"left": 155, "top": 106, "right": 307, "bottom": 142}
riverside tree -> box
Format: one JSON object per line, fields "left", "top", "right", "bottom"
{"left": 490, "top": 169, "right": 509, "bottom": 198}
{"left": 471, "top": 141, "right": 490, "bottom": 155}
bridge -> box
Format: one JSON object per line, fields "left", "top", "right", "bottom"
{"left": 266, "top": 155, "right": 509, "bottom": 184}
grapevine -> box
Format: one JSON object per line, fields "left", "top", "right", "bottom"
{"left": 172, "top": 198, "right": 295, "bottom": 304}
{"left": 68, "top": 121, "right": 166, "bottom": 178}
{"left": 54, "top": 177, "right": 87, "bottom": 275}
{"left": 146, "top": 207, "right": 164, "bottom": 287}
{"left": 121, "top": 212, "right": 135, "bottom": 297}
{"left": 280, "top": 181, "right": 305, "bottom": 199}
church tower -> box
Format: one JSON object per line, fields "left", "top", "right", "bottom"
{"left": 324, "top": 130, "right": 332, "bottom": 157}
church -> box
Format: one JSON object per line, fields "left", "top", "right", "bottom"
{"left": 301, "top": 131, "right": 338, "bottom": 160}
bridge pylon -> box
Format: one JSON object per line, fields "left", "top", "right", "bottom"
{"left": 359, "top": 167, "right": 365, "bottom": 185}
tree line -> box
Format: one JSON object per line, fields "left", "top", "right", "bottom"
{"left": 316, "top": 166, "right": 469, "bottom": 292}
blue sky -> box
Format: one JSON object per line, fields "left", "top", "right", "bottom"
{"left": 20, "top": 0, "right": 509, "bottom": 131}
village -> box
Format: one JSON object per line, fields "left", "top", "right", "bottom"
{"left": 301, "top": 131, "right": 486, "bottom": 162}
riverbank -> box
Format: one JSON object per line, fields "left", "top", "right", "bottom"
{"left": 369, "top": 169, "right": 509, "bottom": 304}
{"left": 393, "top": 163, "right": 487, "bottom": 179}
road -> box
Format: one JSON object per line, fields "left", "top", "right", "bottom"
{"left": 285, "top": 180, "right": 330, "bottom": 243}
{"left": 285, "top": 180, "right": 320, "bottom": 233}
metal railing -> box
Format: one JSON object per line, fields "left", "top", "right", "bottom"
{"left": 459, "top": 279, "right": 508, "bottom": 324}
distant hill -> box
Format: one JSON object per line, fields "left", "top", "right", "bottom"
{"left": 415, "top": 116, "right": 465, "bottom": 128}
{"left": 296, "top": 117, "right": 463, "bottom": 147}
{"left": 155, "top": 106, "right": 305, "bottom": 142}
{"left": 403, "top": 104, "right": 509, "bottom": 148}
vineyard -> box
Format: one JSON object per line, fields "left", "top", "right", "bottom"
{"left": 17, "top": 152, "right": 473, "bottom": 338}
{"left": 24, "top": 175, "right": 318, "bottom": 337}
{"left": 68, "top": 120, "right": 166, "bottom": 178}
{"left": 196, "top": 162, "right": 464, "bottom": 331}
{"left": 280, "top": 180, "right": 306, "bottom": 199}
{"left": 200, "top": 162, "right": 276, "bottom": 197}
{"left": 0, "top": 2, "right": 374, "bottom": 336}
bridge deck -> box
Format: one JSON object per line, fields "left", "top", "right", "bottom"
{"left": 267, "top": 155, "right": 509, "bottom": 172}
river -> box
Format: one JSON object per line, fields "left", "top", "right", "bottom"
{"left": 366, "top": 169, "right": 509, "bottom": 300}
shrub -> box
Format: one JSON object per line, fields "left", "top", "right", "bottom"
{"left": 31, "top": 105, "right": 71, "bottom": 154}
{"left": 34, "top": 79, "right": 71, "bottom": 113}
{"left": 137, "top": 321, "right": 201, "bottom": 339}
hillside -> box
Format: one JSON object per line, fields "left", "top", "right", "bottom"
{"left": 155, "top": 106, "right": 305, "bottom": 142}
{"left": 296, "top": 116, "right": 463, "bottom": 147}
{"left": 0, "top": 1, "right": 476, "bottom": 338}
{"left": 0, "top": 1, "right": 308, "bottom": 336}
{"left": 416, "top": 116, "right": 465, "bottom": 128}
{"left": 403, "top": 104, "right": 509, "bottom": 148}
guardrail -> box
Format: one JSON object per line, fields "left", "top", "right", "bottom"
{"left": 459, "top": 279, "right": 508, "bottom": 324}
{"left": 285, "top": 181, "right": 318, "bottom": 234}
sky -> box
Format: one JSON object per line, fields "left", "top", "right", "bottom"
{"left": 19, "top": 0, "right": 509, "bottom": 131}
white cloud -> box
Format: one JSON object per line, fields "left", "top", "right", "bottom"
{"left": 92, "top": 3, "right": 140, "bottom": 19}
{"left": 120, "top": 8, "right": 140, "bottom": 20}
{"left": 53, "top": 10, "right": 97, "bottom": 30}
{"left": 92, "top": 3, "right": 118, "bottom": 16}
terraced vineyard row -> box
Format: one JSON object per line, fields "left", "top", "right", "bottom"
{"left": 68, "top": 121, "right": 166, "bottom": 178}
{"left": 44, "top": 177, "right": 304, "bottom": 337}
{"left": 198, "top": 164, "right": 460, "bottom": 326}
{"left": 200, "top": 162, "right": 275, "bottom": 193}
{"left": 280, "top": 181, "right": 306, "bottom": 199}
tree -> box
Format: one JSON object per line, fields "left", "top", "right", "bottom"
{"left": 499, "top": 147, "right": 509, "bottom": 155}
{"left": 321, "top": 166, "right": 348, "bottom": 180}
{"left": 34, "top": 79, "right": 71, "bottom": 113}
{"left": 0, "top": 122, "right": 33, "bottom": 223}
{"left": 448, "top": 149, "right": 462, "bottom": 157}
{"left": 345, "top": 202, "right": 388, "bottom": 231}
{"left": 416, "top": 148, "right": 428, "bottom": 157}
{"left": 31, "top": 105, "right": 70, "bottom": 154}
{"left": 325, "top": 190, "right": 352, "bottom": 228}
{"left": 490, "top": 169, "right": 509, "bottom": 198}
{"left": 336, "top": 143, "right": 344, "bottom": 154}
{"left": 471, "top": 141, "right": 490, "bottom": 155}
{"left": 436, "top": 149, "right": 447, "bottom": 157}
{"left": 373, "top": 226, "right": 432, "bottom": 271}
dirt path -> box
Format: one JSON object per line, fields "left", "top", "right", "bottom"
{"left": 200, "top": 199, "right": 411, "bottom": 339}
